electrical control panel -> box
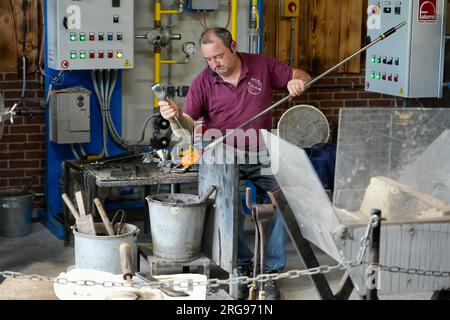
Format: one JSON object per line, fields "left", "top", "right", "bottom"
{"left": 46, "top": 0, "right": 134, "bottom": 71}
{"left": 281, "top": 0, "right": 300, "bottom": 17}
{"left": 187, "top": 0, "right": 220, "bottom": 11}
{"left": 365, "top": 0, "right": 446, "bottom": 98}
{"left": 50, "top": 88, "right": 91, "bottom": 144}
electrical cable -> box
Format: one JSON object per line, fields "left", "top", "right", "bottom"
{"left": 21, "top": 57, "right": 27, "bottom": 98}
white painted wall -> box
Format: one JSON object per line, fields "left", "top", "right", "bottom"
{"left": 122, "top": 0, "right": 251, "bottom": 142}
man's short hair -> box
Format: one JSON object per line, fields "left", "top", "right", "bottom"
{"left": 199, "top": 28, "right": 233, "bottom": 50}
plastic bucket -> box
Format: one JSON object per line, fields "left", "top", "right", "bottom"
{"left": 0, "top": 189, "right": 35, "bottom": 237}
{"left": 73, "top": 223, "right": 140, "bottom": 274}
{"left": 146, "top": 193, "right": 207, "bottom": 262}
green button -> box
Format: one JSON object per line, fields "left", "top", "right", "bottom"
{"left": 80, "top": 34, "right": 86, "bottom": 41}
{"left": 80, "top": 52, "right": 86, "bottom": 59}
{"left": 376, "top": 73, "right": 381, "bottom": 80}
{"left": 370, "top": 72, "right": 375, "bottom": 79}
{"left": 70, "top": 52, "right": 77, "bottom": 59}
{"left": 70, "top": 34, "right": 76, "bottom": 41}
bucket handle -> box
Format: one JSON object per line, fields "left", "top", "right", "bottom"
{"left": 132, "top": 228, "right": 140, "bottom": 242}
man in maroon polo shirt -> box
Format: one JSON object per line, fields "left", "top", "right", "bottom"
{"left": 159, "top": 27, "right": 310, "bottom": 300}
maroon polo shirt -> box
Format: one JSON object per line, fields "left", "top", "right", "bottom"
{"left": 183, "top": 52, "right": 292, "bottom": 149}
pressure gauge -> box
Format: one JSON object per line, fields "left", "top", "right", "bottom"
{"left": 182, "top": 42, "right": 196, "bottom": 55}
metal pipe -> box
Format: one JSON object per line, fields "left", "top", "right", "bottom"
{"left": 160, "top": 58, "right": 189, "bottom": 64}
{"left": 231, "top": 0, "right": 238, "bottom": 40}
{"left": 154, "top": 49, "right": 161, "bottom": 108}
{"left": 203, "top": 21, "right": 407, "bottom": 153}
{"left": 289, "top": 17, "right": 295, "bottom": 66}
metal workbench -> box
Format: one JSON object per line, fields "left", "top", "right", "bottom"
{"left": 62, "top": 158, "right": 198, "bottom": 246}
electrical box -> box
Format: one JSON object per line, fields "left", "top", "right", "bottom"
{"left": 281, "top": 0, "right": 300, "bottom": 17}
{"left": 365, "top": 0, "right": 446, "bottom": 98}
{"left": 46, "top": 0, "right": 134, "bottom": 71}
{"left": 188, "top": 0, "right": 220, "bottom": 11}
{"left": 50, "top": 88, "right": 91, "bottom": 144}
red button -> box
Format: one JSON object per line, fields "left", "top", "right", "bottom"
{"left": 89, "top": 34, "right": 95, "bottom": 41}
{"left": 89, "top": 51, "right": 95, "bottom": 59}
{"left": 99, "top": 52, "right": 104, "bottom": 59}
{"left": 394, "top": 75, "right": 399, "bottom": 82}
{"left": 388, "top": 74, "right": 392, "bottom": 81}
{"left": 108, "top": 52, "right": 114, "bottom": 59}
{"left": 382, "top": 73, "right": 386, "bottom": 81}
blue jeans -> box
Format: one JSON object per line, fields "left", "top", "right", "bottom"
{"left": 237, "top": 162, "right": 287, "bottom": 272}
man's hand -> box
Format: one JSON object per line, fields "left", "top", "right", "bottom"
{"left": 287, "top": 79, "right": 307, "bottom": 97}
{"left": 159, "top": 99, "right": 180, "bottom": 121}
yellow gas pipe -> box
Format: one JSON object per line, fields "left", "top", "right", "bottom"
{"left": 231, "top": 0, "right": 238, "bottom": 40}
{"left": 154, "top": 0, "right": 179, "bottom": 108}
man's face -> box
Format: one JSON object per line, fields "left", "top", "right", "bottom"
{"left": 201, "top": 36, "right": 238, "bottom": 77}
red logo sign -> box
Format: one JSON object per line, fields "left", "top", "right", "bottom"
{"left": 418, "top": 0, "right": 438, "bottom": 23}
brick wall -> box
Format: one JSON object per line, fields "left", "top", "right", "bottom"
{"left": 272, "top": 72, "right": 403, "bottom": 134}
{"left": 0, "top": 72, "right": 45, "bottom": 210}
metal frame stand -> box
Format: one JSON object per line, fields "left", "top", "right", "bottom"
{"left": 267, "top": 188, "right": 354, "bottom": 300}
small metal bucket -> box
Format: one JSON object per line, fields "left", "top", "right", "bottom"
{"left": 73, "top": 223, "right": 140, "bottom": 274}
{"left": 146, "top": 194, "right": 208, "bottom": 262}
{"left": 0, "top": 189, "right": 35, "bottom": 237}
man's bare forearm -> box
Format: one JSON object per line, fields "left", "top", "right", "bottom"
{"left": 292, "top": 68, "right": 311, "bottom": 83}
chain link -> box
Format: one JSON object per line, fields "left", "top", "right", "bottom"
{"left": 2, "top": 217, "right": 449, "bottom": 290}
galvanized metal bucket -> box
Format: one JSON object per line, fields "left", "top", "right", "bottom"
{"left": 73, "top": 223, "right": 140, "bottom": 274}
{"left": 0, "top": 189, "right": 35, "bottom": 237}
{"left": 146, "top": 193, "right": 208, "bottom": 262}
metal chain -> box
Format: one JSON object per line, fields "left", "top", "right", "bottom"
{"left": 3, "top": 217, "right": 448, "bottom": 290}
{"left": 356, "top": 214, "right": 379, "bottom": 264}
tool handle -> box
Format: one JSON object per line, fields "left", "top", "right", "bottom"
{"left": 62, "top": 193, "right": 80, "bottom": 221}
{"left": 22, "top": 175, "right": 35, "bottom": 195}
{"left": 94, "top": 198, "right": 115, "bottom": 236}
{"left": 75, "top": 191, "right": 87, "bottom": 217}
{"left": 198, "top": 185, "right": 217, "bottom": 204}
{"left": 119, "top": 243, "right": 134, "bottom": 281}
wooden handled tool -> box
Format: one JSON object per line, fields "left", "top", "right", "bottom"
{"left": 94, "top": 198, "right": 115, "bottom": 236}
{"left": 62, "top": 193, "right": 80, "bottom": 221}
{"left": 74, "top": 191, "right": 96, "bottom": 236}
{"left": 119, "top": 243, "right": 134, "bottom": 281}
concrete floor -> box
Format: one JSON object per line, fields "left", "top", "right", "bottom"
{"left": 0, "top": 221, "right": 435, "bottom": 300}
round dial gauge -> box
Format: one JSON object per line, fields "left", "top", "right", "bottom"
{"left": 182, "top": 42, "right": 196, "bottom": 55}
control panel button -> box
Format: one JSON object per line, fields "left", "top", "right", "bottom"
{"left": 394, "top": 57, "right": 399, "bottom": 66}
{"left": 98, "top": 51, "right": 105, "bottom": 59}
{"left": 89, "top": 51, "right": 95, "bottom": 59}
{"left": 80, "top": 51, "right": 87, "bottom": 60}
{"left": 382, "top": 73, "right": 386, "bottom": 80}
{"left": 108, "top": 33, "right": 114, "bottom": 41}
{"left": 113, "top": 15, "right": 119, "bottom": 23}
{"left": 394, "top": 74, "right": 399, "bottom": 82}
{"left": 388, "top": 74, "right": 393, "bottom": 81}
{"left": 89, "top": 33, "right": 95, "bottom": 41}
{"left": 80, "top": 33, "right": 86, "bottom": 41}
{"left": 70, "top": 33, "right": 77, "bottom": 41}
{"left": 98, "top": 33, "right": 105, "bottom": 41}
{"left": 117, "top": 33, "right": 123, "bottom": 41}
{"left": 70, "top": 51, "right": 77, "bottom": 59}
{"left": 116, "top": 50, "right": 123, "bottom": 59}
{"left": 108, "top": 51, "right": 114, "bottom": 59}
